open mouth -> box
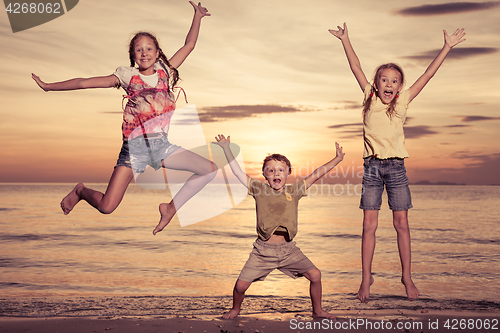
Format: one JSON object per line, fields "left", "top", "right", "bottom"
{"left": 383, "top": 90, "right": 394, "bottom": 99}
{"left": 273, "top": 178, "right": 282, "bottom": 187}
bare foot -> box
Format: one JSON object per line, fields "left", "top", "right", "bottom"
{"left": 60, "top": 183, "right": 84, "bottom": 215}
{"left": 313, "top": 309, "right": 335, "bottom": 319}
{"left": 401, "top": 277, "right": 419, "bottom": 301}
{"left": 357, "top": 274, "right": 374, "bottom": 303}
{"left": 222, "top": 309, "right": 240, "bottom": 319}
{"left": 153, "top": 202, "right": 176, "bottom": 235}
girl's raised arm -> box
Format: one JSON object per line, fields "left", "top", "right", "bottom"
{"left": 168, "top": 1, "right": 211, "bottom": 69}
{"left": 330, "top": 22, "right": 369, "bottom": 91}
{"left": 409, "top": 28, "right": 466, "bottom": 102}
{"left": 31, "top": 73, "right": 119, "bottom": 92}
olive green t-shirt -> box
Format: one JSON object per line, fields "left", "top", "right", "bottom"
{"left": 248, "top": 178, "right": 307, "bottom": 241}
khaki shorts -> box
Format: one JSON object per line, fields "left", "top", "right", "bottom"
{"left": 238, "top": 238, "right": 317, "bottom": 282}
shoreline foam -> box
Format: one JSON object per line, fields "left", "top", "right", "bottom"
{"left": 1, "top": 295, "right": 499, "bottom": 317}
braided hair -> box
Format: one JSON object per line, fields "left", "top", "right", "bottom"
{"left": 128, "top": 32, "right": 180, "bottom": 89}
{"left": 362, "top": 63, "right": 404, "bottom": 123}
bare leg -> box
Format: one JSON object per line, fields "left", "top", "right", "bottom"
{"left": 393, "top": 210, "right": 419, "bottom": 300}
{"left": 357, "top": 210, "right": 378, "bottom": 303}
{"left": 222, "top": 279, "right": 251, "bottom": 319}
{"left": 153, "top": 148, "right": 217, "bottom": 235}
{"left": 60, "top": 166, "right": 134, "bottom": 215}
{"left": 303, "top": 268, "right": 335, "bottom": 319}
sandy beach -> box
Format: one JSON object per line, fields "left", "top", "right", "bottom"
{"left": 1, "top": 296, "right": 499, "bottom": 333}
{"left": 1, "top": 185, "right": 499, "bottom": 332}
{"left": 1, "top": 310, "right": 499, "bottom": 333}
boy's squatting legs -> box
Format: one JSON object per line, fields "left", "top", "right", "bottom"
{"left": 222, "top": 269, "right": 334, "bottom": 320}
{"left": 153, "top": 148, "right": 218, "bottom": 235}
{"left": 60, "top": 166, "right": 134, "bottom": 215}
{"left": 393, "top": 210, "right": 419, "bottom": 300}
{"left": 357, "top": 210, "right": 378, "bottom": 303}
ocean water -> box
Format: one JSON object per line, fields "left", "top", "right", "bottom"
{"left": 0, "top": 183, "right": 499, "bottom": 314}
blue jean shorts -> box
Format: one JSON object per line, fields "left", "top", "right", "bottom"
{"left": 359, "top": 157, "right": 412, "bottom": 211}
{"left": 115, "top": 133, "right": 180, "bottom": 173}
{"left": 238, "top": 238, "right": 317, "bottom": 282}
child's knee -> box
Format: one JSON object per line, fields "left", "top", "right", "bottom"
{"left": 98, "top": 202, "right": 118, "bottom": 215}
{"left": 393, "top": 220, "right": 409, "bottom": 233}
{"left": 234, "top": 280, "right": 251, "bottom": 294}
{"left": 305, "top": 268, "right": 321, "bottom": 283}
{"left": 363, "top": 220, "right": 378, "bottom": 233}
{"left": 362, "top": 213, "right": 379, "bottom": 232}
{"left": 208, "top": 162, "right": 218, "bottom": 177}
{"left": 201, "top": 161, "right": 218, "bottom": 178}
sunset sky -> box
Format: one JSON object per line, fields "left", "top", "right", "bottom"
{"left": 1, "top": 0, "right": 499, "bottom": 185}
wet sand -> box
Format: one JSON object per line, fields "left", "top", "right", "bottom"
{"left": 1, "top": 296, "right": 498, "bottom": 333}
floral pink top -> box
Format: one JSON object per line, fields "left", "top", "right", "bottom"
{"left": 115, "top": 64, "right": 176, "bottom": 140}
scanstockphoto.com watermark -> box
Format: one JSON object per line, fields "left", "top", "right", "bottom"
{"left": 290, "top": 318, "right": 424, "bottom": 331}
{"left": 4, "top": 0, "right": 79, "bottom": 33}
{"left": 289, "top": 317, "right": 499, "bottom": 331}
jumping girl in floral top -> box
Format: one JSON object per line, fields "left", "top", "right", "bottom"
{"left": 32, "top": 2, "right": 215, "bottom": 235}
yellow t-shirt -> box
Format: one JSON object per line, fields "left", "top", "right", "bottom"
{"left": 248, "top": 178, "right": 307, "bottom": 241}
{"left": 362, "top": 83, "right": 410, "bottom": 159}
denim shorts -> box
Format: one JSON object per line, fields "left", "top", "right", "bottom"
{"left": 238, "top": 238, "right": 317, "bottom": 282}
{"left": 115, "top": 134, "right": 180, "bottom": 173}
{"left": 359, "top": 157, "right": 412, "bottom": 211}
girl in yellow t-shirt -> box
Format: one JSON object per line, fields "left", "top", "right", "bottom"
{"left": 330, "top": 23, "right": 466, "bottom": 303}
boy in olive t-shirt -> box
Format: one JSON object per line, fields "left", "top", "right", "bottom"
{"left": 213, "top": 134, "right": 344, "bottom": 319}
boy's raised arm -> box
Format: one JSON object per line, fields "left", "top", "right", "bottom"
{"left": 213, "top": 134, "right": 250, "bottom": 187}
{"left": 304, "top": 142, "right": 344, "bottom": 189}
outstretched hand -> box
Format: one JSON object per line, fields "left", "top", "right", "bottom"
{"left": 329, "top": 22, "right": 348, "bottom": 40}
{"left": 31, "top": 73, "right": 48, "bottom": 92}
{"left": 444, "top": 28, "right": 466, "bottom": 48}
{"left": 335, "top": 142, "right": 345, "bottom": 160}
{"left": 213, "top": 134, "right": 230, "bottom": 149}
{"left": 189, "top": 1, "right": 210, "bottom": 17}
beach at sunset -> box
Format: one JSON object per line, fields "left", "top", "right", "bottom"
{"left": 1, "top": 184, "right": 499, "bottom": 332}
{"left": 1, "top": 0, "right": 500, "bottom": 332}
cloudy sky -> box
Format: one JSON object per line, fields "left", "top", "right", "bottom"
{"left": 1, "top": 0, "right": 499, "bottom": 185}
